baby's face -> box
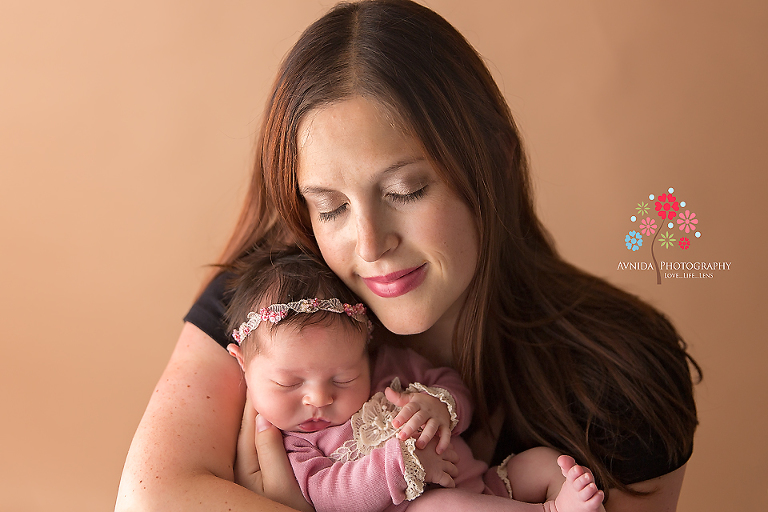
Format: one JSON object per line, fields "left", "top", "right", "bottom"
{"left": 242, "top": 321, "right": 371, "bottom": 433}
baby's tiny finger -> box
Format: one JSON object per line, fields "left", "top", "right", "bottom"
{"left": 417, "top": 421, "right": 439, "bottom": 450}
{"left": 444, "top": 461, "right": 459, "bottom": 478}
{"left": 392, "top": 409, "right": 412, "bottom": 429}
{"left": 435, "top": 426, "right": 451, "bottom": 454}
{"left": 442, "top": 445, "right": 459, "bottom": 464}
{"left": 384, "top": 387, "right": 408, "bottom": 407}
{"left": 438, "top": 468, "right": 456, "bottom": 488}
{"left": 393, "top": 401, "right": 420, "bottom": 429}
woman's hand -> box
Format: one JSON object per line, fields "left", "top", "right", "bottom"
{"left": 385, "top": 387, "right": 453, "bottom": 454}
{"left": 236, "top": 396, "right": 315, "bottom": 512}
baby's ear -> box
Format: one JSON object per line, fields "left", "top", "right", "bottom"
{"left": 227, "top": 343, "right": 246, "bottom": 371}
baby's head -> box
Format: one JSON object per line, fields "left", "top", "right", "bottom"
{"left": 226, "top": 250, "right": 372, "bottom": 433}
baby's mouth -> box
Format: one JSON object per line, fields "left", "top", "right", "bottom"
{"left": 299, "top": 419, "right": 331, "bottom": 432}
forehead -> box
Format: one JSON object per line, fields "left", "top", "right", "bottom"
{"left": 258, "top": 317, "right": 367, "bottom": 357}
{"left": 296, "top": 97, "right": 423, "bottom": 183}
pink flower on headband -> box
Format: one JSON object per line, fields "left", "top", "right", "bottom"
{"left": 343, "top": 303, "right": 367, "bottom": 317}
{"left": 231, "top": 298, "right": 371, "bottom": 345}
{"left": 256, "top": 308, "right": 287, "bottom": 324}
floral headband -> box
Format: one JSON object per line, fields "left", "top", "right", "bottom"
{"left": 231, "top": 297, "right": 372, "bottom": 345}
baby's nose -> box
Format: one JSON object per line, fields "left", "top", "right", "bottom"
{"left": 303, "top": 386, "right": 333, "bottom": 408}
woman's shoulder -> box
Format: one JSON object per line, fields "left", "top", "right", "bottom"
{"left": 183, "top": 271, "right": 233, "bottom": 349}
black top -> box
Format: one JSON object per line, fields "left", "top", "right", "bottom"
{"left": 184, "top": 272, "right": 233, "bottom": 347}
{"left": 184, "top": 272, "right": 692, "bottom": 485}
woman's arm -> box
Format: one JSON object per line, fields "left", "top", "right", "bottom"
{"left": 604, "top": 464, "right": 686, "bottom": 512}
{"left": 115, "top": 322, "right": 304, "bottom": 512}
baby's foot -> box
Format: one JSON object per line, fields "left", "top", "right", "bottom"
{"left": 548, "top": 455, "right": 604, "bottom": 512}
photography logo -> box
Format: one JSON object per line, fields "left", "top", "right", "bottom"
{"left": 618, "top": 187, "right": 728, "bottom": 284}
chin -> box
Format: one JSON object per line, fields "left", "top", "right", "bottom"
{"left": 376, "top": 311, "right": 433, "bottom": 336}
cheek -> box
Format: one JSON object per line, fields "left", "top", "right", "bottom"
{"left": 427, "top": 201, "right": 478, "bottom": 260}
{"left": 356, "top": 379, "right": 372, "bottom": 404}
{"left": 247, "top": 385, "right": 266, "bottom": 410}
{"left": 248, "top": 387, "right": 283, "bottom": 419}
{"left": 314, "top": 226, "right": 353, "bottom": 276}
{"left": 342, "top": 386, "right": 370, "bottom": 413}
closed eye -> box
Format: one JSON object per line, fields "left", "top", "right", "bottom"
{"left": 387, "top": 186, "right": 427, "bottom": 204}
{"left": 273, "top": 381, "right": 301, "bottom": 389}
{"left": 333, "top": 377, "right": 358, "bottom": 386}
{"left": 318, "top": 203, "right": 348, "bottom": 222}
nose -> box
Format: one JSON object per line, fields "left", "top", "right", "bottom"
{"left": 303, "top": 384, "right": 334, "bottom": 408}
{"left": 354, "top": 205, "right": 398, "bottom": 262}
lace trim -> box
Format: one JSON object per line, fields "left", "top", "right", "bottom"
{"left": 401, "top": 437, "right": 425, "bottom": 500}
{"left": 328, "top": 438, "right": 361, "bottom": 464}
{"left": 329, "top": 380, "right": 403, "bottom": 463}
{"left": 405, "top": 382, "right": 459, "bottom": 431}
{"left": 327, "top": 377, "right": 454, "bottom": 502}
{"left": 496, "top": 453, "right": 515, "bottom": 499}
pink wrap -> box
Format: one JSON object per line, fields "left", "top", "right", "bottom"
{"left": 284, "top": 346, "right": 508, "bottom": 512}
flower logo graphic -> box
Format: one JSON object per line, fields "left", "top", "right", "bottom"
{"left": 625, "top": 187, "right": 703, "bottom": 284}
{"left": 639, "top": 217, "right": 657, "bottom": 236}
{"left": 677, "top": 210, "right": 698, "bottom": 234}
{"left": 655, "top": 193, "right": 679, "bottom": 220}
{"left": 625, "top": 231, "right": 643, "bottom": 251}
{"left": 659, "top": 232, "right": 676, "bottom": 248}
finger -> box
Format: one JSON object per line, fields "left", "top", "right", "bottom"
{"left": 254, "top": 416, "right": 296, "bottom": 497}
{"left": 398, "top": 408, "right": 429, "bottom": 441}
{"left": 403, "top": 409, "right": 430, "bottom": 437}
{"left": 254, "top": 417, "right": 314, "bottom": 512}
{"left": 444, "top": 460, "right": 459, "bottom": 478}
{"left": 416, "top": 419, "right": 439, "bottom": 450}
{"left": 392, "top": 400, "right": 419, "bottom": 429}
{"left": 436, "top": 468, "right": 456, "bottom": 488}
{"left": 384, "top": 387, "right": 409, "bottom": 407}
{"left": 441, "top": 445, "right": 459, "bottom": 464}
{"left": 435, "top": 425, "right": 451, "bottom": 454}
{"left": 235, "top": 397, "right": 260, "bottom": 477}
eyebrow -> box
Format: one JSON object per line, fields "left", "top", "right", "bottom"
{"left": 299, "top": 156, "right": 425, "bottom": 196}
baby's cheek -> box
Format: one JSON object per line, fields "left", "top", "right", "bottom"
{"left": 248, "top": 389, "right": 274, "bottom": 417}
{"left": 355, "top": 386, "right": 371, "bottom": 410}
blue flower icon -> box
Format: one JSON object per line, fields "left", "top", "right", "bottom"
{"left": 625, "top": 231, "right": 643, "bottom": 251}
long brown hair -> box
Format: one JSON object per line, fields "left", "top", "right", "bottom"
{"left": 216, "top": 0, "right": 700, "bottom": 495}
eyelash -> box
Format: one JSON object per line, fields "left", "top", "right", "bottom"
{"left": 318, "top": 204, "right": 347, "bottom": 223}
{"left": 388, "top": 186, "right": 427, "bottom": 204}
{"left": 274, "top": 378, "right": 357, "bottom": 388}
{"left": 316, "top": 186, "right": 428, "bottom": 223}
{"left": 274, "top": 381, "right": 301, "bottom": 389}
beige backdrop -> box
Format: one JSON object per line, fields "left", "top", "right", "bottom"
{"left": 1, "top": 1, "right": 766, "bottom": 511}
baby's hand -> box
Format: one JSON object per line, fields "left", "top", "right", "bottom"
{"left": 415, "top": 437, "right": 459, "bottom": 488}
{"left": 385, "top": 386, "right": 452, "bottom": 453}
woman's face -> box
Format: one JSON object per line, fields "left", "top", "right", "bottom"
{"left": 296, "top": 96, "right": 479, "bottom": 336}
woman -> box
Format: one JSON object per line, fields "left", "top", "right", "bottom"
{"left": 116, "top": 1, "right": 700, "bottom": 511}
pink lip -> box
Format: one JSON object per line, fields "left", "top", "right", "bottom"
{"left": 361, "top": 264, "right": 427, "bottom": 298}
{"left": 299, "top": 419, "right": 331, "bottom": 432}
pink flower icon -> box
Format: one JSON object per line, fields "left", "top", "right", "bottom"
{"left": 655, "top": 193, "right": 680, "bottom": 220}
{"left": 639, "top": 217, "right": 657, "bottom": 236}
{"left": 678, "top": 237, "right": 691, "bottom": 250}
{"left": 676, "top": 210, "right": 698, "bottom": 234}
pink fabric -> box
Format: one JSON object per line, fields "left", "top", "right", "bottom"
{"left": 284, "top": 346, "right": 507, "bottom": 512}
